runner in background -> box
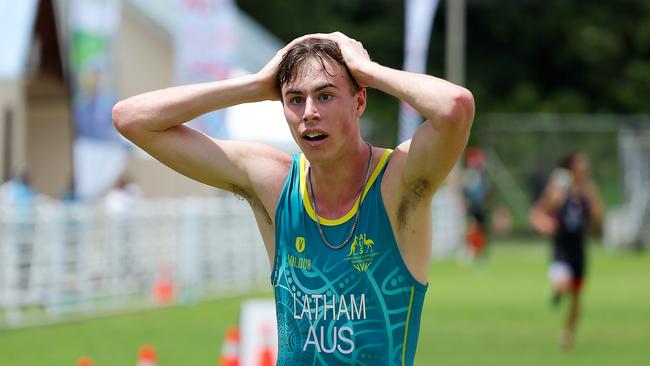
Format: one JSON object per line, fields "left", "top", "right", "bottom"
{"left": 530, "top": 152, "right": 604, "bottom": 349}
{"left": 462, "top": 147, "right": 491, "bottom": 262}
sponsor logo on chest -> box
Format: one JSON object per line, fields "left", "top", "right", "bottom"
{"left": 287, "top": 236, "right": 311, "bottom": 270}
{"left": 345, "top": 233, "right": 380, "bottom": 271}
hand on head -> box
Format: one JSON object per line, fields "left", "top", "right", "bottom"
{"left": 257, "top": 32, "right": 372, "bottom": 100}
{"left": 322, "top": 32, "right": 372, "bottom": 86}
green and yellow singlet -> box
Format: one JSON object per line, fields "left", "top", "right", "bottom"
{"left": 272, "top": 150, "right": 428, "bottom": 365}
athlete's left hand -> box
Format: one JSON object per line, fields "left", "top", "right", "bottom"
{"left": 325, "top": 32, "right": 375, "bottom": 87}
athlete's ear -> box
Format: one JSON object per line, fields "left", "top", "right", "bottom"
{"left": 354, "top": 87, "right": 367, "bottom": 118}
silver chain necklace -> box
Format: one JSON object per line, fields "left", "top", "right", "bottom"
{"left": 306, "top": 142, "right": 373, "bottom": 250}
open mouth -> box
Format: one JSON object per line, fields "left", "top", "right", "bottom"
{"left": 303, "top": 132, "right": 328, "bottom": 142}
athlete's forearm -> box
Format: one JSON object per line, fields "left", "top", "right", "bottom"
{"left": 358, "top": 62, "right": 474, "bottom": 127}
{"left": 112, "top": 73, "right": 273, "bottom": 133}
{"left": 530, "top": 202, "right": 557, "bottom": 237}
{"left": 328, "top": 31, "right": 473, "bottom": 128}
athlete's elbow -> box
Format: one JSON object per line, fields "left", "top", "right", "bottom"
{"left": 112, "top": 100, "right": 141, "bottom": 137}
{"left": 112, "top": 101, "right": 128, "bottom": 132}
{"left": 427, "top": 87, "right": 474, "bottom": 133}
{"left": 446, "top": 87, "right": 475, "bottom": 129}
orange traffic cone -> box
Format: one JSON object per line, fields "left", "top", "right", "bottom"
{"left": 218, "top": 326, "right": 240, "bottom": 366}
{"left": 258, "top": 325, "right": 275, "bottom": 366}
{"left": 258, "top": 345, "right": 273, "bottom": 366}
{"left": 137, "top": 345, "right": 157, "bottom": 366}
{"left": 77, "top": 357, "right": 94, "bottom": 366}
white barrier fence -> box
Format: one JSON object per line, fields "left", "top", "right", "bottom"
{"left": 0, "top": 196, "right": 270, "bottom": 328}
{"left": 0, "top": 188, "right": 465, "bottom": 329}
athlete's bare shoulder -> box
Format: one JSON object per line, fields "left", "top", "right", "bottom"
{"left": 224, "top": 142, "right": 292, "bottom": 266}
{"left": 231, "top": 141, "right": 293, "bottom": 220}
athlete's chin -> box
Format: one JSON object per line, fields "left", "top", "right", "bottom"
{"left": 300, "top": 138, "right": 331, "bottom": 158}
{"left": 300, "top": 139, "right": 339, "bottom": 164}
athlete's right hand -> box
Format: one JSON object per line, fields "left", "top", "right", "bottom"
{"left": 256, "top": 33, "right": 329, "bottom": 101}
{"left": 532, "top": 212, "right": 558, "bottom": 237}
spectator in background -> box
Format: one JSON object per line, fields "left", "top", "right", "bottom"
{"left": 104, "top": 175, "right": 142, "bottom": 283}
{"left": 0, "top": 170, "right": 39, "bottom": 290}
{"left": 0, "top": 170, "right": 37, "bottom": 207}
{"left": 530, "top": 152, "right": 604, "bottom": 349}
{"left": 104, "top": 175, "right": 142, "bottom": 214}
{"left": 462, "top": 147, "right": 491, "bottom": 261}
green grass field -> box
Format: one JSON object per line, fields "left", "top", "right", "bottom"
{"left": 1, "top": 239, "right": 648, "bottom": 365}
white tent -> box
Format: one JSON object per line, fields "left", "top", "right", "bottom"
{"left": 0, "top": 0, "right": 38, "bottom": 80}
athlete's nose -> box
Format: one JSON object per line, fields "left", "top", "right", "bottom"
{"left": 302, "top": 97, "right": 320, "bottom": 122}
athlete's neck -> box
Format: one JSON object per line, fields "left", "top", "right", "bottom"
{"left": 308, "top": 141, "right": 373, "bottom": 219}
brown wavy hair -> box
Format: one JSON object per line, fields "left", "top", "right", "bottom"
{"left": 276, "top": 38, "right": 359, "bottom": 92}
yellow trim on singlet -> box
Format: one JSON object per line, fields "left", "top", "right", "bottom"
{"left": 402, "top": 286, "right": 415, "bottom": 366}
{"left": 300, "top": 149, "right": 392, "bottom": 226}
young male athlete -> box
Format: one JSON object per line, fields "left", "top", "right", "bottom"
{"left": 530, "top": 152, "right": 603, "bottom": 349}
{"left": 113, "top": 32, "right": 474, "bottom": 365}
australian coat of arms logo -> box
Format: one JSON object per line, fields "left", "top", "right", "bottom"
{"left": 345, "top": 234, "right": 379, "bottom": 271}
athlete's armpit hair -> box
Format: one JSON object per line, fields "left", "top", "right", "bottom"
{"left": 231, "top": 185, "right": 273, "bottom": 225}
{"left": 397, "top": 178, "right": 431, "bottom": 227}
{"left": 231, "top": 185, "right": 247, "bottom": 201}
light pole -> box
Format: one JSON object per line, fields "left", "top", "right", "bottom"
{"left": 446, "top": 0, "right": 466, "bottom": 86}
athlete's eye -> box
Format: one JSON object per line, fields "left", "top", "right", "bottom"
{"left": 289, "top": 96, "right": 304, "bottom": 105}
{"left": 319, "top": 93, "right": 333, "bottom": 102}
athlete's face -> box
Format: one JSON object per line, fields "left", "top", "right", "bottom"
{"left": 281, "top": 57, "right": 366, "bottom": 163}
{"left": 571, "top": 153, "right": 590, "bottom": 183}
